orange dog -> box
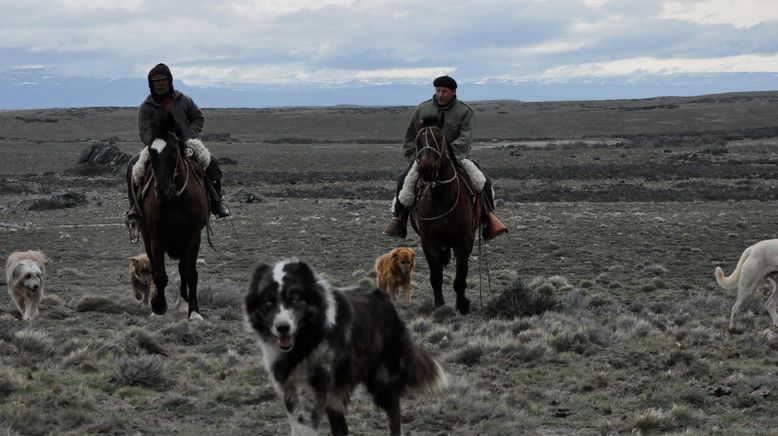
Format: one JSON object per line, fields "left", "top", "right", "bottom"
{"left": 128, "top": 254, "right": 152, "bottom": 306}
{"left": 375, "top": 247, "right": 416, "bottom": 302}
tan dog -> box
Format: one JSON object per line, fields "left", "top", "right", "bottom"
{"left": 375, "top": 247, "right": 416, "bottom": 302}
{"left": 6, "top": 250, "right": 48, "bottom": 320}
{"left": 129, "top": 253, "right": 152, "bottom": 306}
{"left": 715, "top": 239, "right": 778, "bottom": 331}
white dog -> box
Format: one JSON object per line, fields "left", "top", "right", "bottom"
{"left": 715, "top": 239, "right": 778, "bottom": 331}
{"left": 5, "top": 250, "right": 48, "bottom": 320}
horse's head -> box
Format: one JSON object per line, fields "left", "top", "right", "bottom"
{"left": 148, "top": 113, "right": 184, "bottom": 200}
{"left": 415, "top": 115, "right": 448, "bottom": 183}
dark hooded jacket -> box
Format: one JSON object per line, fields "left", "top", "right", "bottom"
{"left": 402, "top": 96, "right": 474, "bottom": 162}
{"left": 137, "top": 64, "right": 204, "bottom": 146}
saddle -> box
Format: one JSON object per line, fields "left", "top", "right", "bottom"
{"left": 412, "top": 160, "right": 506, "bottom": 240}
{"left": 411, "top": 168, "right": 483, "bottom": 233}
{"left": 132, "top": 151, "right": 209, "bottom": 208}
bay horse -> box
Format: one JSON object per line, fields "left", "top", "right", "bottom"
{"left": 410, "top": 118, "right": 476, "bottom": 314}
{"left": 137, "top": 113, "right": 209, "bottom": 320}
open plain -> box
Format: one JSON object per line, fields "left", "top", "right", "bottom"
{"left": 3, "top": 92, "right": 778, "bottom": 434}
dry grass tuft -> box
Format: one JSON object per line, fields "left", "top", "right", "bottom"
{"left": 122, "top": 328, "right": 167, "bottom": 356}
{"left": 450, "top": 343, "right": 485, "bottom": 366}
{"left": 13, "top": 330, "right": 55, "bottom": 357}
{"left": 73, "top": 295, "right": 127, "bottom": 314}
{"left": 160, "top": 321, "right": 203, "bottom": 346}
{"left": 626, "top": 405, "right": 702, "bottom": 433}
{"left": 114, "top": 355, "right": 169, "bottom": 390}
{"left": 197, "top": 280, "right": 244, "bottom": 309}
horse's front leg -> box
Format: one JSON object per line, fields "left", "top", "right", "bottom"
{"left": 423, "top": 246, "right": 445, "bottom": 307}
{"left": 149, "top": 250, "right": 168, "bottom": 315}
{"left": 176, "top": 258, "right": 190, "bottom": 317}
{"left": 183, "top": 242, "right": 202, "bottom": 321}
{"left": 453, "top": 252, "right": 471, "bottom": 315}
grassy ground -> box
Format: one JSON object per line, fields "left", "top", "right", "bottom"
{"left": 2, "top": 93, "right": 778, "bottom": 434}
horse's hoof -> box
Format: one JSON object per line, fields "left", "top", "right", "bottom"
{"left": 151, "top": 297, "right": 167, "bottom": 315}
{"left": 456, "top": 297, "right": 471, "bottom": 315}
{"left": 189, "top": 312, "right": 204, "bottom": 321}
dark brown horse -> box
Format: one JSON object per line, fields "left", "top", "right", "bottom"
{"left": 410, "top": 120, "right": 476, "bottom": 314}
{"left": 138, "top": 114, "right": 209, "bottom": 320}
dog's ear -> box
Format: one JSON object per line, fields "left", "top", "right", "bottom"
{"left": 286, "top": 260, "right": 317, "bottom": 285}
{"left": 130, "top": 257, "right": 139, "bottom": 266}
{"left": 11, "top": 263, "right": 26, "bottom": 282}
{"left": 248, "top": 263, "right": 272, "bottom": 295}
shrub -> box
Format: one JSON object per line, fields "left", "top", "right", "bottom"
{"left": 485, "top": 279, "right": 558, "bottom": 319}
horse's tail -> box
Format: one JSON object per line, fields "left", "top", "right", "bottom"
{"left": 439, "top": 247, "right": 451, "bottom": 267}
{"left": 715, "top": 244, "right": 754, "bottom": 290}
{"left": 407, "top": 344, "right": 448, "bottom": 393}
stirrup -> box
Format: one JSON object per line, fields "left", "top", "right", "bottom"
{"left": 125, "top": 214, "right": 140, "bottom": 244}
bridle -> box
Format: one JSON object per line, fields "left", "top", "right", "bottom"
{"left": 415, "top": 126, "right": 457, "bottom": 187}
{"left": 414, "top": 126, "right": 461, "bottom": 221}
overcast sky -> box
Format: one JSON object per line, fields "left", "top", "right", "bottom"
{"left": 3, "top": 0, "right": 778, "bottom": 96}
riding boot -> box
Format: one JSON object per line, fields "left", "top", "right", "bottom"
{"left": 205, "top": 160, "right": 230, "bottom": 218}
{"left": 126, "top": 154, "right": 141, "bottom": 220}
{"left": 383, "top": 201, "right": 409, "bottom": 239}
{"left": 484, "top": 211, "right": 508, "bottom": 240}
{"left": 481, "top": 179, "right": 507, "bottom": 240}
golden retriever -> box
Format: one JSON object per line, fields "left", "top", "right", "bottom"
{"left": 129, "top": 253, "right": 152, "bottom": 306}
{"left": 5, "top": 250, "right": 48, "bottom": 320}
{"left": 375, "top": 247, "right": 416, "bottom": 302}
{"left": 715, "top": 239, "right": 778, "bottom": 331}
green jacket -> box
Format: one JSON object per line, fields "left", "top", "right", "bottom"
{"left": 403, "top": 96, "right": 474, "bottom": 161}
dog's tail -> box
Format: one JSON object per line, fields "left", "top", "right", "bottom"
{"left": 715, "top": 244, "right": 754, "bottom": 290}
{"left": 408, "top": 344, "right": 448, "bottom": 393}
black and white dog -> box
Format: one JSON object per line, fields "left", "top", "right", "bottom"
{"left": 244, "top": 259, "right": 447, "bottom": 436}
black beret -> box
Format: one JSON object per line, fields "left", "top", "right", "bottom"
{"left": 433, "top": 75, "right": 457, "bottom": 90}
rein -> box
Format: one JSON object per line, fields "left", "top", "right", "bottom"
{"left": 413, "top": 127, "right": 461, "bottom": 221}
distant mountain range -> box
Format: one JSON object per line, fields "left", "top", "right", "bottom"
{"left": 2, "top": 67, "right": 777, "bottom": 109}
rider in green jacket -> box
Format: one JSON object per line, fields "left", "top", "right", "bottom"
{"left": 384, "top": 75, "right": 506, "bottom": 240}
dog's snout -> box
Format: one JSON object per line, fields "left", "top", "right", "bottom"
{"left": 275, "top": 322, "right": 291, "bottom": 335}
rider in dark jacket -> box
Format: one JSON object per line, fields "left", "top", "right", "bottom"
{"left": 126, "top": 63, "right": 229, "bottom": 220}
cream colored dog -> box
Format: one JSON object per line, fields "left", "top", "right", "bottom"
{"left": 375, "top": 247, "right": 416, "bottom": 302}
{"left": 5, "top": 250, "right": 48, "bottom": 320}
{"left": 715, "top": 239, "right": 778, "bottom": 331}
{"left": 129, "top": 253, "right": 152, "bottom": 306}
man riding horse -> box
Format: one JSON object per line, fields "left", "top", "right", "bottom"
{"left": 126, "top": 63, "right": 230, "bottom": 221}
{"left": 383, "top": 75, "right": 507, "bottom": 240}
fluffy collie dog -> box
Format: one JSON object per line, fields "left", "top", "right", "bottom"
{"left": 5, "top": 250, "right": 48, "bottom": 320}
{"left": 129, "top": 253, "right": 152, "bottom": 306}
{"left": 244, "top": 259, "right": 447, "bottom": 436}
{"left": 375, "top": 247, "right": 416, "bottom": 302}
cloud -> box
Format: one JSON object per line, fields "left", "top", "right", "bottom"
{"left": 660, "top": 0, "right": 778, "bottom": 28}
{"left": 0, "top": 0, "right": 776, "bottom": 94}
{"left": 541, "top": 53, "right": 778, "bottom": 79}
